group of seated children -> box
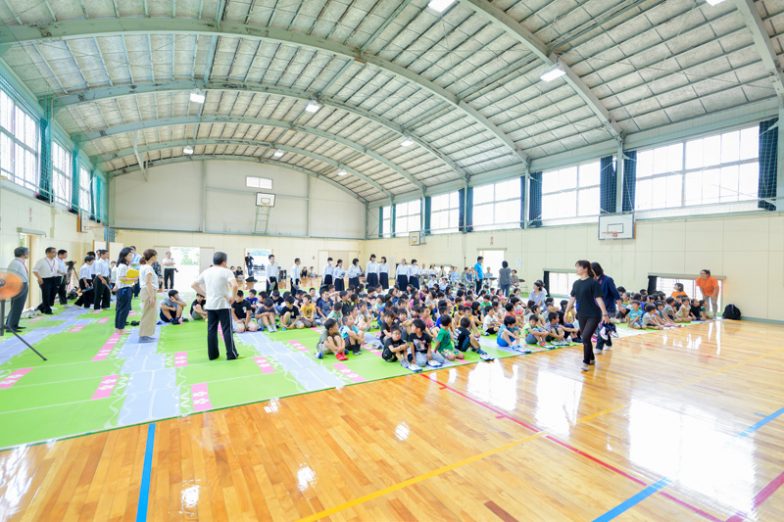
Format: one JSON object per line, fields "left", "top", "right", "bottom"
{"left": 618, "top": 284, "right": 703, "bottom": 329}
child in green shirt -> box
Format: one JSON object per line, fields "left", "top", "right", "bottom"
{"left": 434, "top": 315, "right": 462, "bottom": 361}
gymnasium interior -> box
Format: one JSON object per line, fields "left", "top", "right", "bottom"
{"left": 0, "top": 0, "right": 783, "bottom": 520}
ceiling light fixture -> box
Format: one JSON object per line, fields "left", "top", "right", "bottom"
{"left": 273, "top": 149, "right": 284, "bottom": 158}
{"left": 540, "top": 64, "right": 565, "bottom": 83}
{"left": 400, "top": 137, "right": 414, "bottom": 147}
{"left": 305, "top": 100, "right": 321, "bottom": 113}
{"left": 337, "top": 169, "right": 347, "bottom": 177}
{"left": 183, "top": 145, "right": 194, "bottom": 155}
{"left": 189, "top": 91, "right": 205, "bottom": 104}
{"left": 428, "top": 0, "right": 456, "bottom": 13}
{"left": 705, "top": 0, "right": 726, "bottom": 5}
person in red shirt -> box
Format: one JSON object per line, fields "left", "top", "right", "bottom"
{"left": 696, "top": 269, "right": 719, "bottom": 319}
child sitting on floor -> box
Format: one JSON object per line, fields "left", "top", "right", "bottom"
{"left": 627, "top": 300, "right": 644, "bottom": 329}
{"left": 382, "top": 327, "right": 415, "bottom": 369}
{"left": 497, "top": 315, "right": 522, "bottom": 349}
{"left": 434, "top": 315, "right": 462, "bottom": 361}
{"left": 316, "top": 318, "right": 347, "bottom": 361}
{"left": 409, "top": 318, "right": 444, "bottom": 369}
{"left": 642, "top": 304, "right": 664, "bottom": 330}
{"left": 675, "top": 297, "right": 694, "bottom": 322}
{"left": 340, "top": 315, "right": 363, "bottom": 355}
{"left": 523, "top": 314, "right": 549, "bottom": 346}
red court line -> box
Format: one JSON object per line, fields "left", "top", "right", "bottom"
{"left": 726, "top": 471, "right": 784, "bottom": 522}
{"left": 420, "top": 374, "right": 722, "bottom": 522}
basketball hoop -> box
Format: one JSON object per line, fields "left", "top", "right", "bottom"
{"left": 609, "top": 231, "right": 619, "bottom": 239}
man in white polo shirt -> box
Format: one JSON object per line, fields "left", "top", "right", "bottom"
{"left": 192, "top": 251, "right": 239, "bottom": 360}
{"left": 33, "top": 247, "right": 58, "bottom": 315}
{"left": 266, "top": 254, "right": 280, "bottom": 292}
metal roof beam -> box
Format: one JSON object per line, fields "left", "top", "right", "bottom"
{"left": 45, "top": 80, "right": 464, "bottom": 181}
{"left": 97, "top": 137, "right": 391, "bottom": 197}
{"left": 0, "top": 17, "right": 525, "bottom": 163}
{"left": 70, "top": 114, "right": 419, "bottom": 192}
{"left": 461, "top": 0, "right": 622, "bottom": 140}
{"left": 733, "top": 0, "right": 784, "bottom": 99}
{"left": 110, "top": 154, "right": 369, "bottom": 203}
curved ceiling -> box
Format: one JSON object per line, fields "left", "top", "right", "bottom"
{"left": 0, "top": 0, "right": 781, "bottom": 202}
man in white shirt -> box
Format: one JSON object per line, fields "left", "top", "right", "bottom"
{"left": 55, "top": 249, "right": 68, "bottom": 306}
{"left": 130, "top": 246, "right": 142, "bottom": 298}
{"left": 366, "top": 254, "right": 379, "bottom": 289}
{"left": 266, "top": 254, "right": 280, "bottom": 292}
{"left": 5, "top": 246, "right": 29, "bottom": 332}
{"left": 93, "top": 249, "right": 112, "bottom": 310}
{"left": 290, "top": 258, "right": 302, "bottom": 290}
{"left": 33, "top": 247, "right": 58, "bottom": 314}
{"left": 192, "top": 251, "right": 239, "bottom": 360}
{"left": 75, "top": 255, "right": 96, "bottom": 308}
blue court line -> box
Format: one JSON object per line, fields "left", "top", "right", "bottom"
{"left": 738, "top": 407, "right": 784, "bottom": 438}
{"left": 594, "top": 405, "right": 784, "bottom": 520}
{"left": 136, "top": 423, "right": 156, "bottom": 522}
{"left": 593, "top": 479, "right": 671, "bottom": 521}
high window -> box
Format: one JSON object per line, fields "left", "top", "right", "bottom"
{"left": 430, "top": 191, "right": 459, "bottom": 234}
{"left": 0, "top": 90, "right": 38, "bottom": 191}
{"left": 542, "top": 161, "right": 600, "bottom": 220}
{"left": 473, "top": 179, "right": 521, "bottom": 230}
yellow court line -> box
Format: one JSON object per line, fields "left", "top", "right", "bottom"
{"left": 298, "top": 335, "right": 783, "bottom": 521}
{"left": 297, "top": 431, "right": 547, "bottom": 522}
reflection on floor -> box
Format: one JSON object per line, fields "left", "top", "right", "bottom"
{"left": 1, "top": 319, "right": 782, "bottom": 521}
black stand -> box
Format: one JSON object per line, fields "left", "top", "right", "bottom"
{"left": 0, "top": 300, "right": 47, "bottom": 361}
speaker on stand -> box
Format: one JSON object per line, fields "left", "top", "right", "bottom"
{"left": 0, "top": 271, "right": 47, "bottom": 361}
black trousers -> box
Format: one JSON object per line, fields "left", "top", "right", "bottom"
{"left": 163, "top": 268, "right": 175, "bottom": 290}
{"left": 334, "top": 278, "right": 345, "bottom": 291}
{"left": 409, "top": 276, "right": 419, "bottom": 289}
{"left": 93, "top": 277, "right": 111, "bottom": 309}
{"left": 348, "top": 277, "right": 359, "bottom": 289}
{"left": 290, "top": 278, "right": 300, "bottom": 291}
{"left": 5, "top": 282, "right": 28, "bottom": 330}
{"left": 367, "top": 273, "right": 378, "bottom": 288}
{"left": 396, "top": 275, "right": 408, "bottom": 289}
{"left": 323, "top": 274, "right": 333, "bottom": 287}
{"left": 37, "top": 277, "right": 58, "bottom": 313}
{"left": 475, "top": 280, "right": 482, "bottom": 293}
{"left": 207, "top": 309, "right": 238, "bottom": 360}
{"left": 56, "top": 276, "right": 67, "bottom": 305}
{"left": 380, "top": 273, "right": 389, "bottom": 289}
{"left": 267, "top": 277, "right": 278, "bottom": 293}
{"left": 578, "top": 315, "right": 601, "bottom": 364}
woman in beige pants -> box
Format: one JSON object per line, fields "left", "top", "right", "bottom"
{"left": 138, "top": 249, "right": 159, "bottom": 342}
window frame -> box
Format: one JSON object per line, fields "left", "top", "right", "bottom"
{"left": 541, "top": 161, "right": 601, "bottom": 221}
{"left": 394, "top": 199, "right": 421, "bottom": 237}
{"left": 0, "top": 89, "right": 39, "bottom": 192}
{"left": 429, "top": 191, "right": 460, "bottom": 234}
{"left": 52, "top": 140, "right": 72, "bottom": 206}
{"left": 472, "top": 179, "right": 521, "bottom": 231}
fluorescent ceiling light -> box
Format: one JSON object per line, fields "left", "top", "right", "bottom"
{"left": 183, "top": 145, "right": 194, "bottom": 155}
{"left": 305, "top": 100, "right": 321, "bottom": 113}
{"left": 189, "top": 91, "right": 205, "bottom": 104}
{"left": 705, "top": 0, "right": 726, "bottom": 5}
{"left": 540, "top": 65, "right": 565, "bottom": 82}
{"left": 428, "top": 0, "right": 456, "bottom": 13}
{"left": 273, "top": 149, "right": 284, "bottom": 158}
{"left": 337, "top": 169, "right": 347, "bottom": 177}
{"left": 400, "top": 138, "right": 414, "bottom": 147}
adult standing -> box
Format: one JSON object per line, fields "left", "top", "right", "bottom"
{"left": 323, "top": 257, "right": 334, "bottom": 288}
{"left": 192, "top": 251, "right": 239, "bottom": 360}
{"left": 498, "top": 261, "right": 512, "bottom": 296}
{"left": 378, "top": 256, "right": 390, "bottom": 290}
{"left": 366, "top": 254, "right": 379, "bottom": 289}
{"left": 245, "top": 253, "right": 254, "bottom": 277}
{"left": 333, "top": 259, "right": 346, "bottom": 291}
{"left": 138, "top": 249, "right": 159, "bottom": 343}
{"left": 592, "top": 262, "right": 621, "bottom": 352}
{"left": 266, "top": 254, "right": 280, "bottom": 292}
{"left": 114, "top": 247, "right": 135, "bottom": 335}
{"left": 93, "top": 249, "right": 112, "bottom": 310}
{"left": 696, "top": 269, "right": 719, "bottom": 319}
{"left": 396, "top": 259, "right": 409, "bottom": 289}
{"left": 409, "top": 259, "right": 420, "bottom": 289}
{"left": 290, "top": 258, "right": 302, "bottom": 290}
{"left": 162, "top": 251, "right": 177, "bottom": 290}
{"left": 348, "top": 258, "right": 362, "bottom": 289}
{"left": 565, "top": 260, "right": 610, "bottom": 371}
{"left": 33, "top": 247, "right": 58, "bottom": 315}
{"left": 5, "top": 247, "right": 29, "bottom": 332}
{"left": 55, "top": 249, "right": 68, "bottom": 305}
{"left": 473, "top": 256, "right": 484, "bottom": 293}
{"left": 130, "top": 246, "right": 142, "bottom": 298}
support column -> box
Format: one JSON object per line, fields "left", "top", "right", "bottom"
{"left": 71, "top": 145, "right": 80, "bottom": 212}
{"left": 200, "top": 160, "right": 207, "bottom": 232}
{"left": 522, "top": 171, "right": 530, "bottom": 229}
{"left": 38, "top": 96, "right": 53, "bottom": 202}
{"left": 305, "top": 174, "right": 311, "bottom": 237}
{"left": 777, "top": 102, "right": 784, "bottom": 209}
{"left": 615, "top": 138, "right": 625, "bottom": 213}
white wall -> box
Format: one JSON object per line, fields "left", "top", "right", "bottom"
{"left": 0, "top": 181, "right": 104, "bottom": 306}
{"left": 111, "top": 160, "right": 365, "bottom": 239}
{"left": 360, "top": 211, "right": 784, "bottom": 322}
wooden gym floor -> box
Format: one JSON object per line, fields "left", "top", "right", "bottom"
{"left": 0, "top": 320, "right": 782, "bottom": 521}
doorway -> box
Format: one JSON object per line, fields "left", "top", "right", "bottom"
{"left": 161, "top": 247, "right": 200, "bottom": 293}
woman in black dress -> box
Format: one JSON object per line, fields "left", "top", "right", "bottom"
{"left": 565, "top": 260, "right": 610, "bottom": 371}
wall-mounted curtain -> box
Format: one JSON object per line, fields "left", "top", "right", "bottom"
{"left": 528, "top": 171, "right": 542, "bottom": 228}
{"left": 599, "top": 155, "right": 616, "bottom": 214}
{"left": 621, "top": 150, "right": 637, "bottom": 213}
{"left": 423, "top": 195, "right": 431, "bottom": 235}
{"left": 759, "top": 118, "right": 778, "bottom": 211}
